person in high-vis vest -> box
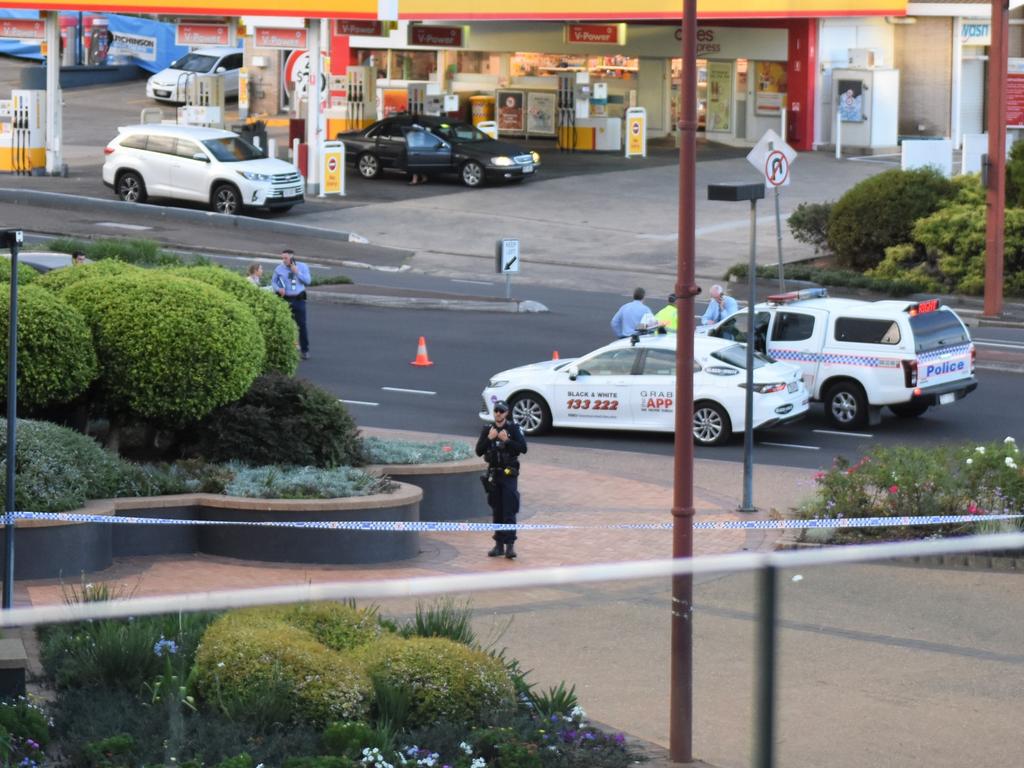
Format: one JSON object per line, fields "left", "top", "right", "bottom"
{"left": 654, "top": 293, "right": 678, "bottom": 333}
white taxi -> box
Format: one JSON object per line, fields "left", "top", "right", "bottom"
{"left": 479, "top": 333, "right": 810, "bottom": 446}
{"left": 701, "top": 289, "right": 978, "bottom": 429}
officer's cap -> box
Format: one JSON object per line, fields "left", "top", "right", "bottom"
{"left": 493, "top": 400, "right": 510, "bottom": 413}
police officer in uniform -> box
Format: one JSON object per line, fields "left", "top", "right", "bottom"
{"left": 476, "top": 400, "right": 527, "bottom": 559}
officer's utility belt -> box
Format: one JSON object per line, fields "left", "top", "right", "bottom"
{"left": 488, "top": 466, "right": 519, "bottom": 478}
{"left": 286, "top": 291, "right": 308, "bottom": 302}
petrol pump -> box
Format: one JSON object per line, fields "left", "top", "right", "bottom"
{"left": 0, "top": 90, "right": 46, "bottom": 174}
{"left": 325, "top": 65, "right": 375, "bottom": 137}
{"left": 177, "top": 74, "right": 226, "bottom": 128}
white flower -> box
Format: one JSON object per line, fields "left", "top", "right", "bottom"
{"left": 471, "top": 758, "right": 487, "bottom": 768}
{"left": 570, "top": 704, "right": 587, "bottom": 721}
{"left": 1005, "top": 436, "right": 1016, "bottom": 444}
{"left": 976, "top": 446, "right": 986, "bottom": 454}
{"left": 460, "top": 742, "right": 474, "bottom": 756}
{"left": 1006, "top": 457, "right": 1019, "bottom": 470}
{"left": 217, "top": 661, "right": 225, "bottom": 668}
{"left": 966, "top": 458, "right": 973, "bottom": 466}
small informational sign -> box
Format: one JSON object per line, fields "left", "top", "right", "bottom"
{"left": 254, "top": 26, "right": 307, "bottom": 49}
{"left": 335, "top": 20, "right": 387, "bottom": 36}
{"left": 496, "top": 90, "right": 525, "bottom": 132}
{"left": 625, "top": 107, "right": 646, "bottom": 158}
{"left": 0, "top": 19, "right": 45, "bottom": 39}
{"left": 1008, "top": 59, "right": 1024, "bottom": 128}
{"left": 496, "top": 238, "right": 521, "bottom": 274}
{"left": 321, "top": 140, "right": 345, "bottom": 196}
{"left": 175, "top": 23, "right": 229, "bottom": 47}
{"left": 564, "top": 23, "right": 624, "bottom": 45}
{"left": 238, "top": 67, "right": 249, "bottom": 119}
{"left": 747, "top": 129, "right": 797, "bottom": 187}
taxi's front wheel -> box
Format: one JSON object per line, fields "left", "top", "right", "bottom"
{"left": 510, "top": 393, "right": 551, "bottom": 436}
{"left": 693, "top": 401, "right": 731, "bottom": 446}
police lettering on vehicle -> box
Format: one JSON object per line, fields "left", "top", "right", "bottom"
{"left": 925, "top": 360, "right": 966, "bottom": 377}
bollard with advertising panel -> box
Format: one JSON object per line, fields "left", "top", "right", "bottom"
{"left": 320, "top": 140, "right": 345, "bottom": 197}
{"left": 624, "top": 106, "right": 646, "bottom": 158}
{"left": 238, "top": 67, "right": 249, "bottom": 120}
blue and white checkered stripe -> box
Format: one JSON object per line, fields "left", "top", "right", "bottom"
{"left": 7, "top": 511, "right": 1021, "bottom": 532}
{"left": 918, "top": 343, "right": 972, "bottom": 363}
{"left": 771, "top": 348, "right": 882, "bottom": 368}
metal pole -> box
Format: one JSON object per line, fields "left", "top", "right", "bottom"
{"left": 835, "top": 110, "right": 841, "bottom": 161}
{"left": 4, "top": 237, "right": 19, "bottom": 609}
{"left": 741, "top": 199, "right": 757, "bottom": 513}
{"left": 754, "top": 565, "right": 778, "bottom": 768}
{"left": 773, "top": 188, "right": 785, "bottom": 293}
{"left": 670, "top": 0, "right": 698, "bottom": 761}
{"left": 983, "top": 0, "right": 1008, "bottom": 318}
{"left": 505, "top": 273, "right": 511, "bottom": 300}
{"left": 77, "top": 12, "right": 84, "bottom": 66}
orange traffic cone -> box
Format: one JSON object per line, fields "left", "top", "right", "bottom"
{"left": 552, "top": 350, "right": 560, "bottom": 360}
{"left": 410, "top": 336, "right": 434, "bottom": 367}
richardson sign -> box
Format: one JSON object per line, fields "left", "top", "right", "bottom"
{"left": 565, "top": 23, "right": 622, "bottom": 45}
{"left": 334, "top": 20, "right": 387, "bottom": 36}
{"left": 254, "top": 26, "right": 308, "bottom": 49}
{"left": 408, "top": 25, "right": 463, "bottom": 47}
{"left": 175, "top": 23, "right": 230, "bottom": 47}
{"left": 0, "top": 18, "right": 45, "bottom": 39}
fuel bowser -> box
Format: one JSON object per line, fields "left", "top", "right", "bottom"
{"left": 0, "top": 90, "right": 46, "bottom": 174}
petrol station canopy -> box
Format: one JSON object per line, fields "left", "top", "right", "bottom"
{"left": 2, "top": 0, "right": 908, "bottom": 20}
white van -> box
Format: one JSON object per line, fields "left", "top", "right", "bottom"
{"left": 703, "top": 289, "right": 977, "bottom": 428}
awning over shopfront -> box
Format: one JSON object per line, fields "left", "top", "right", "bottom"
{"left": 3, "top": 0, "right": 907, "bottom": 20}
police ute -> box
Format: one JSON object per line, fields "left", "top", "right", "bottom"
{"left": 700, "top": 288, "right": 977, "bottom": 429}
{"left": 480, "top": 333, "right": 809, "bottom": 446}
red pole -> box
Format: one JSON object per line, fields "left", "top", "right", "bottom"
{"left": 670, "top": 0, "right": 698, "bottom": 762}
{"left": 983, "top": 0, "right": 1008, "bottom": 317}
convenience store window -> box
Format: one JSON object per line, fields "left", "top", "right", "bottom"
{"left": 510, "top": 52, "right": 637, "bottom": 80}
{"left": 354, "top": 49, "right": 387, "bottom": 80}
{"left": 390, "top": 50, "right": 437, "bottom": 81}
{"left": 457, "top": 51, "right": 499, "bottom": 75}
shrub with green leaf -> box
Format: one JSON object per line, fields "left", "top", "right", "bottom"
{"left": 865, "top": 243, "right": 942, "bottom": 293}
{"left": 362, "top": 438, "right": 474, "bottom": 465}
{"left": 43, "top": 237, "right": 184, "bottom": 267}
{"left": 0, "top": 283, "right": 98, "bottom": 410}
{"left": 0, "top": 257, "right": 42, "bottom": 285}
{"left": 193, "top": 609, "right": 373, "bottom": 726}
{"left": 827, "top": 168, "right": 956, "bottom": 270}
{"left": 283, "top": 603, "right": 390, "bottom": 652}
{"left": 167, "top": 265, "right": 299, "bottom": 376}
{"left": 36, "top": 259, "right": 143, "bottom": 294}
{"left": 182, "top": 374, "right": 364, "bottom": 468}
{"left": 786, "top": 201, "right": 833, "bottom": 255}
{"left": 321, "top": 721, "right": 390, "bottom": 761}
{"left": 223, "top": 465, "right": 390, "bottom": 499}
{"left": 60, "top": 273, "right": 264, "bottom": 426}
{"left": 355, "top": 636, "right": 516, "bottom": 728}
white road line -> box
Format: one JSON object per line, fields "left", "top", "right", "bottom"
{"left": 95, "top": 222, "right": 153, "bottom": 231}
{"left": 451, "top": 279, "right": 492, "bottom": 286}
{"left": 339, "top": 399, "right": 379, "bottom": 407}
{"left": 758, "top": 441, "right": 821, "bottom": 451}
{"left": 813, "top": 429, "right": 874, "bottom": 438}
{"left": 381, "top": 387, "right": 437, "bottom": 396}
{"left": 975, "top": 340, "right": 1024, "bottom": 350}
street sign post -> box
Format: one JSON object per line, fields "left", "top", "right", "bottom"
{"left": 495, "top": 238, "right": 521, "bottom": 299}
{"left": 747, "top": 130, "right": 797, "bottom": 292}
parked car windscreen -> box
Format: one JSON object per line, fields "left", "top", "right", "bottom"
{"left": 430, "top": 122, "right": 491, "bottom": 143}
{"left": 168, "top": 53, "right": 218, "bottom": 73}
{"left": 202, "top": 137, "right": 263, "bottom": 162}
{"left": 710, "top": 344, "right": 773, "bottom": 369}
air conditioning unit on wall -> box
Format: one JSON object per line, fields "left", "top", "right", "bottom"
{"left": 848, "top": 48, "right": 883, "bottom": 68}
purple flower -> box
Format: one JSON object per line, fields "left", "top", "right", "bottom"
{"left": 583, "top": 732, "right": 596, "bottom": 741}
{"left": 550, "top": 714, "right": 559, "bottom": 723}
{"left": 614, "top": 733, "right": 626, "bottom": 745}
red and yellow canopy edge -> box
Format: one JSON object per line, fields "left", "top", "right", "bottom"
{"left": 3, "top": 0, "right": 906, "bottom": 19}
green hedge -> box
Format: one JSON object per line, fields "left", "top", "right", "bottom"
{"left": 0, "top": 283, "right": 98, "bottom": 410}
{"left": 43, "top": 237, "right": 184, "bottom": 267}
{"left": 167, "top": 265, "right": 299, "bottom": 376}
{"left": 36, "top": 260, "right": 142, "bottom": 294}
{"left": 0, "top": 257, "right": 42, "bottom": 285}
{"left": 182, "top": 374, "right": 364, "bottom": 468}
{"left": 60, "top": 273, "right": 264, "bottom": 425}
{"left": 355, "top": 636, "right": 516, "bottom": 728}
{"left": 193, "top": 609, "right": 373, "bottom": 726}
{"left": 827, "top": 168, "right": 956, "bottom": 270}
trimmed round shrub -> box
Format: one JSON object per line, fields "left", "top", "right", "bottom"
{"left": 167, "top": 265, "right": 299, "bottom": 375}
{"left": 0, "top": 258, "right": 41, "bottom": 285}
{"left": 182, "top": 374, "right": 364, "bottom": 467}
{"left": 36, "top": 259, "right": 142, "bottom": 294}
{"left": 0, "top": 283, "right": 98, "bottom": 409}
{"left": 193, "top": 609, "right": 372, "bottom": 726}
{"left": 0, "top": 417, "right": 126, "bottom": 512}
{"left": 60, "top": 273, "right": 264, "bottom": 425}
{"left": 827, "top": 168, "right": 956, "bottom": 270}
{"left": 355, "top": 636, "right": 516, "bottom": 728}
{"left": 282, "top": 603, "right": 390, "bottom": 652}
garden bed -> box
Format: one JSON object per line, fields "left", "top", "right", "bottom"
{"left": 15, "top": 483, "right": 423, "bottom": 579}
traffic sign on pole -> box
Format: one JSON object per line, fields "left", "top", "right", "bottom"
{"left": 746, "top": 129, "right": 796, "bottom": 187}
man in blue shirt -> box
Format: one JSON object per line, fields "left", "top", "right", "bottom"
{"left": 701, "top": 284, "right": 738, "bottom": 326}
{"left": 610, "top": 287, "right": 655, "bottom": 338}
{"left": 272, "top": 248, "right": 312, "bottom": 360}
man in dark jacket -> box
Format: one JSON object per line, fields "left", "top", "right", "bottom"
{"left": 476, "top": 400, "right": 527, "bottom": 559}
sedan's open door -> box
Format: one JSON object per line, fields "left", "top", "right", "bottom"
{"left": 402, "top": 126, "right": 452, "bottom": 174}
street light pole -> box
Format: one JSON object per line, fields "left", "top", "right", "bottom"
{"left": 669, "top": 0, "right": 698, "bottom": 761}
{"left": 1, "top": 229, "right": 23, "bottom": 610}
{"left": 983, "top": 0, "right": 1008, "bottom": 318}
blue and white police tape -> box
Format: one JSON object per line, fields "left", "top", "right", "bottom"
{"left": 7, "top": 510, "right": 1024, "bottom": 532}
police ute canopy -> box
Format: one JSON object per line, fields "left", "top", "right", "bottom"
{"left": 701, "top": 289, "right": 977, "bottom": 429}
{"left": 480, "top": 333, "right": 809, "bottom": 446}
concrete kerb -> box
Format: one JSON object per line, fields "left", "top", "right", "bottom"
{"left": 308, "top": 289, "right": 548, "bottom": 313}
{"left": 0, "top": 188, "right": 360, "bottom": 244}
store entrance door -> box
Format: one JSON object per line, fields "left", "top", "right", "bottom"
{"left": 671, "top": 58, "right": 708, "bottom": 133}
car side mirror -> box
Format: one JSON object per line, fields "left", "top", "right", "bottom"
{"left": 567, "top": 365, "right": 579, "bottom": 381}
{"left": 192, "top": 152, "right": 209, "bottom": 162}
{"left": 215, "top": 66, "right": 227, "bottom": 74}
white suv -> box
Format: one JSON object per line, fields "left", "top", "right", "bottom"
{"left": 702, "top": 288, "right": 977, "bottom": 429}
{"left": 102, "top": 124, "right": 305, "bottom": 214}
